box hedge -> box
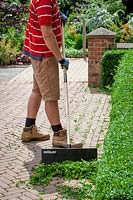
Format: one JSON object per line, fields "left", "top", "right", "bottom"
{"left": 100, "top": 49, "right": 128, "bottom": 89}
{"left": 93, "top": 50, "right": 133, "bottom": 199}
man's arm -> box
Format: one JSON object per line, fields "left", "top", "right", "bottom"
{"left": 41, "top": 25, "right": 63, "bottom": 61}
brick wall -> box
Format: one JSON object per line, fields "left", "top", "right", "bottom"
{"left": 88, "top": 28, "right": 116, "bottom": 86}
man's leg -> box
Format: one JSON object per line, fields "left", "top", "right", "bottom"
{"left": 27, "top": 92, "right": 42, "bottom": 119}
{"left": 47, "top": 100, "right": 83, "bottom": 148}
{"left": 45, "top": 100, "right": 63, "bottom": 134}
{"left": 21, "top": 92, "right": 50, "bottom": 142}
{"left": 45, "top": 100, "right": 63, "bottom": 133}
{"left": 45, "top": 100, "right": 60, "bottom": 125}
{"left": 24, "top": 92, "right": 41, "bottom": 127}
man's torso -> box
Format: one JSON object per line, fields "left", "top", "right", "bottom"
{"left": 23, "top": 0, "right": 62, "bottom": 60}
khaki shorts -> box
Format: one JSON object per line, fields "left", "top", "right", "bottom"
{"left": 31, "top": 57, "right": 60, "bottom": 101}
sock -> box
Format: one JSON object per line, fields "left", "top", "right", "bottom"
{"left": 51, "top": 123, "right": 62, "bottom": 134}
{"left": 25, "top": 118, "right": 36, "bottom": 127}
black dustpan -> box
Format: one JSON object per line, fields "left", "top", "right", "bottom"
{"left": 42, "top": 148, "right": 97, "bottom": 164}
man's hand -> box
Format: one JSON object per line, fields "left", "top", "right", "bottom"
{"left": 59, "top": 58, "right": 69, "bottom": 70}
{"left": 60, "top": 12, "right": 67, "bottom": 26}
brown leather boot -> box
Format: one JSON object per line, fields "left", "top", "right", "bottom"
{"left": 52, "top": 129, "right": 83, "bottom": 148}
{"left": 21, "top": 125, "right": 50, "bottom": 142}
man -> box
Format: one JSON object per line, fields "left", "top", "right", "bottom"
{"left": 21, "top": 0, "right": 82, "bottom": 148}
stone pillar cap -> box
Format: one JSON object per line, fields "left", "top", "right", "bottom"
{"left": 88, "top": 27, "right": 116, "bottom": 38}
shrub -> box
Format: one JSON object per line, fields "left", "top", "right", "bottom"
{"left": 64, "top": 25, "right": 76, "bottom": 49}
{"left": 0, "top": 1, "right": 28, "bottom": 35}
{"left": 113, "top": 22, "right": 133, "bottom": 43}
{"left": 119, "top": 23, "right": 133, "bottom": 42}
{"left": 0, "top": 38, "right": 19, "bottom": 65}
{"left": 100, "top": 49, "right": 128, "bottom": 90}
{"left": 0, "top": 26, "right": 26, "bottom": 50}
{"left": 58, "top": 0, "right": 86, "bottom": 16}
{"left": 0, "top": 0, "right": 28, "bottom": 62}
{"left": 64, "top": 25, "right": 85, "bottom": 50}
{"left": 93, "top": 50, "right": 133, "bottom": 200}
{"left": 74, "top": 34, "right": 83, "bottom": 50}
{"left": 66, "top": 48, "right": 88, "bottom": 58}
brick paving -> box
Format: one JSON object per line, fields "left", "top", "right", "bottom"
{"left": 0, "top": 58, "right": 111, "bottom": 200}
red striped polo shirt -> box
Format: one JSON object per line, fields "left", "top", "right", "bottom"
{"left": 23, "top": 0, "right": 62, "bottom": 61}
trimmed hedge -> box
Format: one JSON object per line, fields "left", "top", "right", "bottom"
{"left": 101, "top": 49, "right": 128, "bottom": 89}
{"left": 93, "top": 50, "right": 133, "bottom": 199}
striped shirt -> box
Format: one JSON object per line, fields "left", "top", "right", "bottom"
{"left": 23, "top": 0, "right": 62, "bottom": 61}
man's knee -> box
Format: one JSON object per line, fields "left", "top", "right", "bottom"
{"left": 31, "top": 91, "right": 42, "bottom": 99}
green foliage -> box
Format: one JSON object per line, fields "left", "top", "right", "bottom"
{"left": 66, "top": 48, "right": 88, "bottom": 58}
{"left": 58, "top": 0, "right": 86, "bottom": 14}
{"left": 64, "top": 25, "right": 87, "bottom": 50}
{"left": 74, "top": 34, "right": 83, "bottom": 50}
{"left": 101, "top": 49, "right": 128, "bottom": 90}
{"left": 93, "top": 51, "right": 133, "bottom": 200}
{"left": 29, "top": 160, "right": 97, "bottom": 186}
{"left": 67, "top": 0, "right": 126, "bottom": 34}
{"left": 29, "top": 160, "right": 97, "bottom": 199}
{"left": 64, "top": 25, "right": 76, "bottom": 49}
{"left": 0, "top": 0, "right": 28, "bottom": 64}
{"left": 64, "top": 25, "right": 88, "bottom": 57}
{"left": 0, "top": 26, "right": 26, "bottom": 50}
{"left": 0, "top": 38, "right": 19, "bottom": 65}
{"left": 61, "top": 0, "right": 132, "bottom": 45}
{"left": 0, "top": 26, "right": 25, "bottom": 65}
{"left": 104, "top": 0, "right": 126, "bottom": 14}
{"left": 64, "top": 0, "right": 133, "bottom": 44}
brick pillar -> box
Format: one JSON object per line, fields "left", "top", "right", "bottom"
{"left": 88, "top": 27, "right": 116, "bottom": 86}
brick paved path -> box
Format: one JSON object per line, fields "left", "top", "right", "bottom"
{"left": 0, "top": 59, "right": 111, "bottom": 200}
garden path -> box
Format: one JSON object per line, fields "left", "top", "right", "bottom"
{"left": 0, "top": 58, "right": 111, "bottom": 200}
